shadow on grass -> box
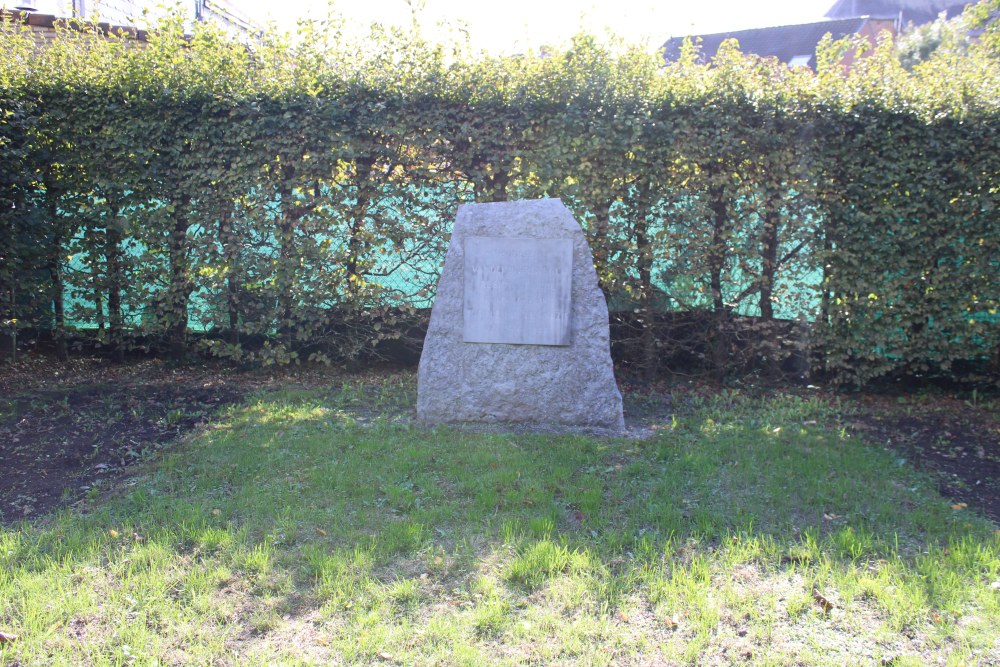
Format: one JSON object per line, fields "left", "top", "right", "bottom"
{"left": 1, "top": 382, "right": 998, "bottom": 666}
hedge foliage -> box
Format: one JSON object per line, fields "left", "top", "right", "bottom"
{"left": 0, "top": 6, "right": 998, "bottom": 385}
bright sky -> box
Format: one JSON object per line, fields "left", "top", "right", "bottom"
{"left": 240, "top": 0, "right": 837, "bottom": 54}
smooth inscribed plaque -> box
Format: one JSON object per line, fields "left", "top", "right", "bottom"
{"left": 463, "top": 236, "right": 572, "bottom": 346}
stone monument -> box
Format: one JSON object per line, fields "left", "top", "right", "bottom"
{"left": 417, "top": 198, "right": 625, "bottom": 433}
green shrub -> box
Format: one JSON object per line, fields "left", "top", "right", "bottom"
{"left": 0, "top": 7, "right": 996, "bottom": 385}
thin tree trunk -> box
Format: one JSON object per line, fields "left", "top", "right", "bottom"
{"left": 759, "top": 193, "right": 781, "bottom": 379}
{"left": 276, "top": 168, "right": 298, "bottom": 347}
{"left": 708, "top": 196, "right": 727, "bottom": 316}
{"left": 0, "top": 193, "right": 17, "bottom": 362}
{"left": 165, "top": 197, "right": 191, "bottom": 359}
{"left": 49, "top": 243, "right": 68, "bottom": 361}
{"left": 46, "top": 188, "right": 68, "bottom": 362}
{"left": 633, "top": 182, "right": 658, "bottom": 381}
{"left": 486, "top": 169, "right": 509, "bottom": 203}
{"left": 468, "top": 149, "right": 509, "bottom": 203}
{"left": 759, "top": 204, "right": 779, "bottom": 322}
{"left": 708, "top": 181, "right": 730, "bottom": 379}
{"left": 0, "top": 282, "right": 12, "bottom": 362}
{"left": 816, "top": 209, "right": 835, "bottom": 378}
{"left": 0, "top": 281, "right": 15, "bottom": 363}
{"left": 345, "top": 157, "right": 376, "bottom": 296}
{"left": 106, "top": 221, "right": 124, "bottom": 363}
{"left": 219, "top": 209, "right": 240, "bottom": 346}
{"left": 93, "top": 280, "right": 104, "bottom": 332}
{"left": 589, "top": 200, "right": 615, "bottom": 293}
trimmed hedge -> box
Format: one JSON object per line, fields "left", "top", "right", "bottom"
{"left": 0, "top": 9, "right": 998, "bottom": 385}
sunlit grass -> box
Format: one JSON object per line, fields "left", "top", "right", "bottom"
{"left": 1, "top": 375, "right": 998, "bottom": 665}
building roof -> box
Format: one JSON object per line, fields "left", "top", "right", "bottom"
{"left": 201, "top": 0, "right": 260, "bottom": 36}
{"left": 1, "top": 0, "right": 259, "bottom": 36}
{"left": 824, "top": 0, "right": 972, "bottom": 25}
{"left": 661, "top": 17, "right": 875, "bottom": 68}
{"left": 1, "top": 8, "right": 149, "bottom": 41}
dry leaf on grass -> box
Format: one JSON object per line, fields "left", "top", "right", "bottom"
{"left": 0, "top": 631, "right": 18, "bottom": 643}
{"left": 812, "top": 588, "right": 834, "bottom": 613}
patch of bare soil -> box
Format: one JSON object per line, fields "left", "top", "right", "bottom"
{"left": 846, "top": 393, "right": 1000, "bottom": 525}
{"left": 0, "top": 355, "right": 413, "bottom": 524}
{"left": 0, "top": 359, "right": 246, "bottom": 523}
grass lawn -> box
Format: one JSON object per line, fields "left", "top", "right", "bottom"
{"left": 1, "top": 372, "right": 998, "bottom": 666}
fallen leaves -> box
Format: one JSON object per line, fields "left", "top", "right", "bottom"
{"left": 0, "top": 631, "right": 18, "bottom": 643}
{"left": 951, "top": 502, "right": 968, "bottom": 510}
{"left": 812, "top": 588, "right": 834, "bottom": 613}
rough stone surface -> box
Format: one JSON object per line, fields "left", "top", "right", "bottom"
{"left": 417, "top": 198, "right": 625, "bottom": 433}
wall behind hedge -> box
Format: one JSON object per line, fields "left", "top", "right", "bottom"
{"left": 0, "top": 10, "right": 998, "bottom": 386}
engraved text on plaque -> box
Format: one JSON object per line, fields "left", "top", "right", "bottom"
{"left": 463, "top": 236, "right": 572, "bottom": 346}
